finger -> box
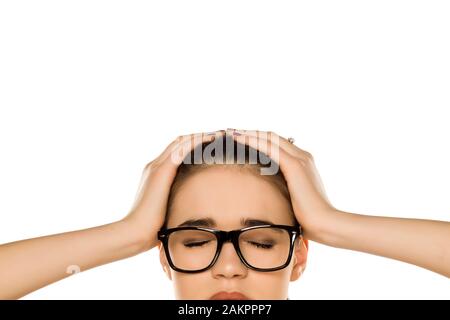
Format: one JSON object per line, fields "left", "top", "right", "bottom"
{"left": 161, "top": 130, "right": 225, "bottom": 167}
{"left": 232, "top": 129, "right": 318, "bottom": 184}
{"left": 228, "top": 129, "right": 298, "bottom": 176}
{"left": 158, "top": 130, "right": 220, "bottom": 160}
{"left": 145, "top": 130, "right": 219, "bottom": 167}
{"left": 234, "top": 129, "right": 311, "bottom": 161}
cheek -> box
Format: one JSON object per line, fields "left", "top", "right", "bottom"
{"left": 172, "top": 272, "right": 212, "bottom": 299}
{"left": 245, "top": 270, "right": 291, "bottom": 299}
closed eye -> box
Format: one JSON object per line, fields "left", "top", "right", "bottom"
{"left": 184, "top": 240, "right": 211, "bottom": 248}
{"left": 247, "top": 241, "right": 274, "bottom": 249}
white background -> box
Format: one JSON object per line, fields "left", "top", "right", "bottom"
{"left": 0, "top": 1, "right": 449, "bottom": 299}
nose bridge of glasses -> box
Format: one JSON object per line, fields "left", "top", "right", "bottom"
{"left": 217, "top": 230, "right": 240, "bottom": 244}
{"left": 214, "top": 230, "right": 245, "bottom": 266}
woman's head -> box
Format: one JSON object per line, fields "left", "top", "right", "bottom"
{"left": 159, "top": 135, "right": 308, "bottom": 299}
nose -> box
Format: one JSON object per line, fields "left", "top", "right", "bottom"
{"left": 211, "top": 242, "right": 248, "bottom": 279}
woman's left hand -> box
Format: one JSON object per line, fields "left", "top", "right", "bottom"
{"left": 229, "top": 129, "right": 340, "bottom": 243}
{"left": 231, "top": 129, "right": 450, "bottom": 278}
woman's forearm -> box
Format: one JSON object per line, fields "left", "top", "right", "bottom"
{"left": 0, "top": 219, "right": 150, "bottom": 299}
{"left": 315, "top": 210, "right": 450, "bottom": 278}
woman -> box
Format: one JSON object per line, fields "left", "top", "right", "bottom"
{"left": 0, "top": 129, "right": 448, "bottom": 299}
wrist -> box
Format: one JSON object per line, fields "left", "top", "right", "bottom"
{"left": 118, "top": 217, "right": 159, "bottom": 253}
{"left": 304, "top": 208, "right": 351, "bottom": 247}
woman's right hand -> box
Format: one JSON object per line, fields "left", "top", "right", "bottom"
{"left": 0, "top": 130, "right": 222, "bottom": 299}
{"left": 122, "top": 130, "right": 224, "bottom": 251}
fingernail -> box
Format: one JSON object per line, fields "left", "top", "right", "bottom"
{"left": 233, "top": 131, "right": 241, "bottom": 136}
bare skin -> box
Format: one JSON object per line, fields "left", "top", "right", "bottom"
{"left": 0, "top": 131, "right": 218, "bottom": 299}
{"left": 159, "top": 165, "right": 308, "bottom": 299}
{"left": 0, "top": 129, "right": 449, "bottom": 299}
{"left": 232, "top": 129, "right": 450, "bottom": 278}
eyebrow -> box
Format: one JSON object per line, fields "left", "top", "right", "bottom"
{"left": 177, "top": 217, "right": 276, "bottom": 228}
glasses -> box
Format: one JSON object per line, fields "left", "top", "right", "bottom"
{"left": 157, "top": 224, "right": 302, "bottom": 273}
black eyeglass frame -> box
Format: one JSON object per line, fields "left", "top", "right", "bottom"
{"left": 157, "top": 224, "right": 302, "bottom": 273}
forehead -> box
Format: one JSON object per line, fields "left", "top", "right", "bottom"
{"left": 167, "top": 166, "right": 294, "bottom": 229}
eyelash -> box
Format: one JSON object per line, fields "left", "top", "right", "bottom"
{"left": 184, "top": 240, "right": 210, "bottom": 248}
{"left": 184, "top": 240, "right": 274, "bottom": 250}
{"left": 246, "top": 241, "right": 274, "bottom": 249}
